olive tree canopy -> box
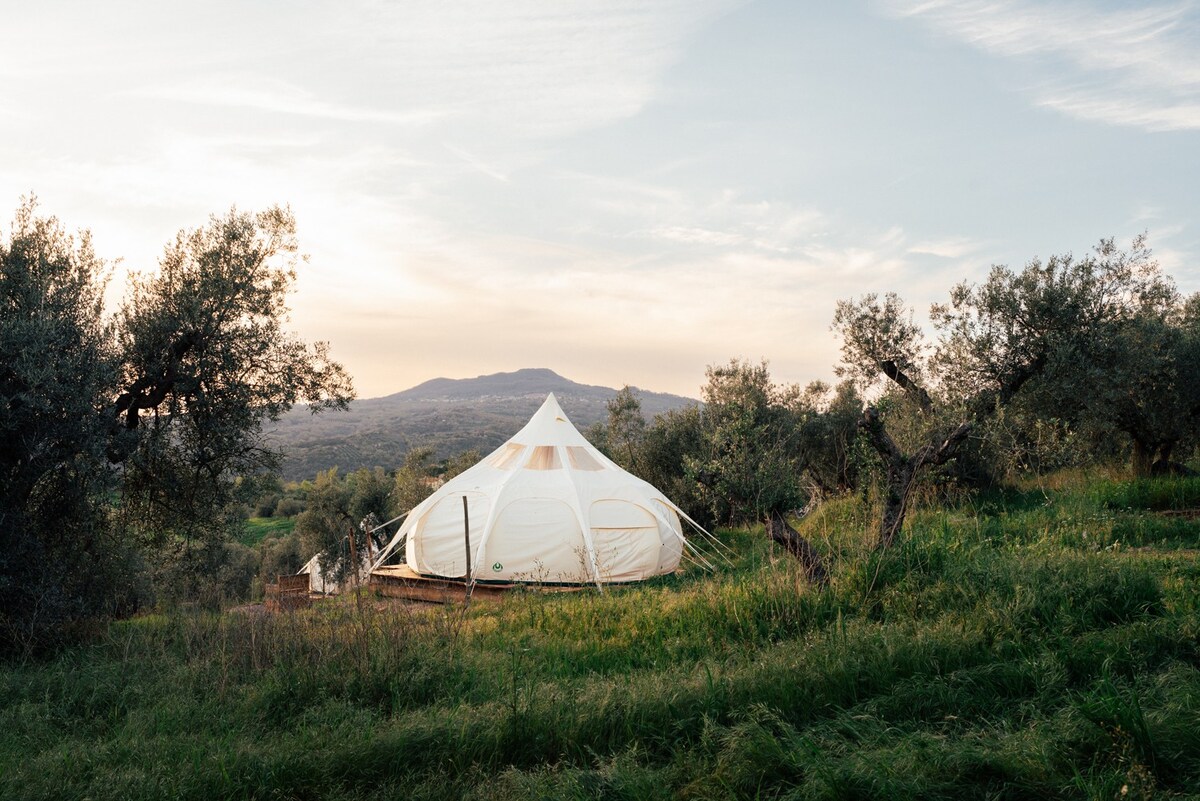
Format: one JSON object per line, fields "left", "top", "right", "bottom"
{"left": 111, "top": 205, "right": 353, "bottom": 545}
{"left": 0, "top": 199, "right": 353, "bottom": 653}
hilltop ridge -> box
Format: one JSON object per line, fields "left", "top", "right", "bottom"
{"left": 267, "top": 368, "right": 697, "bottom": 480}
{"left": 386, "top": 367, "right": 639, "bottom": 402}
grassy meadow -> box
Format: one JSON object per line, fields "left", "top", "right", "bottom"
{"left": 3, "top": 473, "right": 1200, "bottom": 800}
{"left": 239, "top": 516, "right": 297, "bottom": 547}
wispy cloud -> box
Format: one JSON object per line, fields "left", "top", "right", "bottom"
{"left": 564, "top": 173, "right": 829, "bottom": 255}
{"left": 329, "top": 0, "right": 745, "bottom": 140}
{"left": 2, "top": 0, "right": 743, "bottom": 140}
{"left": 880, "top": 0, "right": 1200, "bottom": 131}
{"left": 128, "top": 77, "right": 451, "bottom": 126}
{"left": 652, "top": 225, "right": 746, "bottom": 247}
{"left": 908, "top": 236, "right": 983, "bottom": 259}
{"left": 443, "top": 144, "right": 511, "bottom": 183}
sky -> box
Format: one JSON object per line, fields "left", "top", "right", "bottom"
{"left": 2, "top": 0, "right": 1198, "bottom": 399}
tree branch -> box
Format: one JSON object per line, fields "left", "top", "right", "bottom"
{"left": 858, "top": 406, "right": 904, "bottom": 464}
{"left": 914, "top": 421, "right": 974, "bottom": 470}
{"left": 995, "top": 352, "right": 1047, "bottom": 407}
{"left": 107, "top": 331, "right": 200, "bottom": 462}
{"left": 879, "top": 359, "right": 933, "bottom": 414}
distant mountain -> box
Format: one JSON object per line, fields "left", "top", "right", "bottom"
{"left": 267, "top": 368, "right": 698, "bottom": 481}
{"left": 391, "top": 367, "right": 602, "bottom": 401}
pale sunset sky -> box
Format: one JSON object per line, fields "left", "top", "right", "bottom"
{"left": 3, "top": 1, "right": 1198, "bottom": 398}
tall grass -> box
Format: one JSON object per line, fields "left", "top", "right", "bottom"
{"left": 3, "top": 472, "right": 1200, "bottom": 799}
{"left": 1090, "top": 475, "right": 1200, "bottom": 512}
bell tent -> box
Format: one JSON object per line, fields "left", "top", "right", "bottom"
{"left": 298, "top": 548, "right": 373, "bottom": 595}
{"left": 371, "top": 393, "right": 705, "bottom": 586}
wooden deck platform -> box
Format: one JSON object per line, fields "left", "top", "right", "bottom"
{"left": 369, "top": 565, "right": 589, "bottom": 604}
{"left": 264, "top": 573, "right": 312, "bottom": 612}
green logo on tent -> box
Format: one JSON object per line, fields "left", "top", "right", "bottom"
{"left": 492, "top": 562, "right": 503, "bottom": 572}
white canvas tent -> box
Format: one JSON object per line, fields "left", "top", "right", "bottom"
{"left": 371, "top": 393, "right": 706, "bottom": 586}
{"left": 298, "top": 548, "right": 373, "bottom": 595}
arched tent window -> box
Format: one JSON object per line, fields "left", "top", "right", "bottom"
{"left": 566, "top": 446, "right": 603, "bottom": 471}
{"left": 488, "top": 443, "right": 525, "bottom": 469}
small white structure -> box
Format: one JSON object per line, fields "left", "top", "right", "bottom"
{"left": 371, "top": 393, "right": 704, "bottom": 586}
{"left": 298, "top": 549, "right": 373, "bottom": 595}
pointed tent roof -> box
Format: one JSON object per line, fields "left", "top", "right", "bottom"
{"left": 372, "top": 393, "right": 706, "bottom": 585}
{"left": 509, "top": 392, "right": 593, "bottom": 445}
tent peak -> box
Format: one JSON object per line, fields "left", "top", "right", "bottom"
{"left": 510, "top": 392, "right": 586, "bottom": 445}
{"left": 537, "top": 392, "right": 569, "bottom": 420}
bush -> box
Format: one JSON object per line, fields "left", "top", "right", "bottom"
{"left": 150, "top": 540, "right": 262, "bottom": 610}
{"left": 254, "top": 494, "right": 281, "bottom": 518}
{"left": 275, "top": 497, "right": 305, "bottom": 517}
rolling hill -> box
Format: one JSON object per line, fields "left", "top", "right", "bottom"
{"left": 267, "top": 368, "right": 698, "bottom": 480}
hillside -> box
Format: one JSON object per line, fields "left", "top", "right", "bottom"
{"left": 267, "top": 368, "right": 697, "bottom": 480}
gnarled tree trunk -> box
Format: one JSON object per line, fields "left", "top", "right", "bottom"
{"left": 765, "top": 510, "right": 828, "bottom": 586}
{"left": 1132, "top": 437, "right": 1190, "bottom": 477}
{"left": 859, "top": 407, "right": 972, "bottom": 550}
{"left": 1131, "top": 438, "right": 1155, "bottom": 479}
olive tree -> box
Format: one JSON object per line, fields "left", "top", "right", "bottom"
{"left": 1082, "top": 296, "right": 1200, "bottom": 475}
{"left": 112, "top": 206, "right": 353, "bottom": 546}
{"left": 391, "top": 446, "right": 438, "bottom": 518}
{"left": 295, "top": 468, "right": 392, "bottom": 588}
{"left": 0, "top": 201, "right": 128, "bottom": 651}
{"left": 603, "top": 386, "right": 647, "bottom": 473}
{"left": 832, "top": 293, "right": 972, "bottom": 549}
{"left": 932, "top": 235, "right": 1181, "bottom": 477}
{"left": 0, "top": 200, "right": 354, "bottom": 652}
{"left": 834, "top": 236, "right": 1174, "bottom": 548}
{"left": 627, "top": 403, "right": 708, "bottom": 526}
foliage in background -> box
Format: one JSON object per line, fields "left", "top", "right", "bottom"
{"left": 389, "top": 447, "right": 439, "bottom": 519}
{"left": 294, "top": 468, "right": 391, "bottom": 587}
{"left": 589, "top": 367, "right": 863, "bottom": 531}
{"left": 931, "top": 234, "right": 1189, "bottom": 476}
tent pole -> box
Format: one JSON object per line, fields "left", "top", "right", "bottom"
{"left": 362, "top": 518, "right": 374, "bottom": 562}
{"left": 368, "top": 511, "right": 409, "bottom": 534}
{"left": 462, "top": 495, "right": 473, "bottom": 607}
{"left": 348, "top": 526, "right": 357, "bottom": 587}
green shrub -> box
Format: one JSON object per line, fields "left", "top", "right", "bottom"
{"left": 275, "top": 497, "right": 306, "bottom": 517}
{"left": 254, "top": 493, "right": 280, "bottom": 518}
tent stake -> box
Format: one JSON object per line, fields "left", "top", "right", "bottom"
{"left": 463, "top": 495, "right": 473, "bottom": 607}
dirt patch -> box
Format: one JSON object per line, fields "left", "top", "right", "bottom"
{"left": 1155, "top": 508, "right": 1200, "bottom": 519}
